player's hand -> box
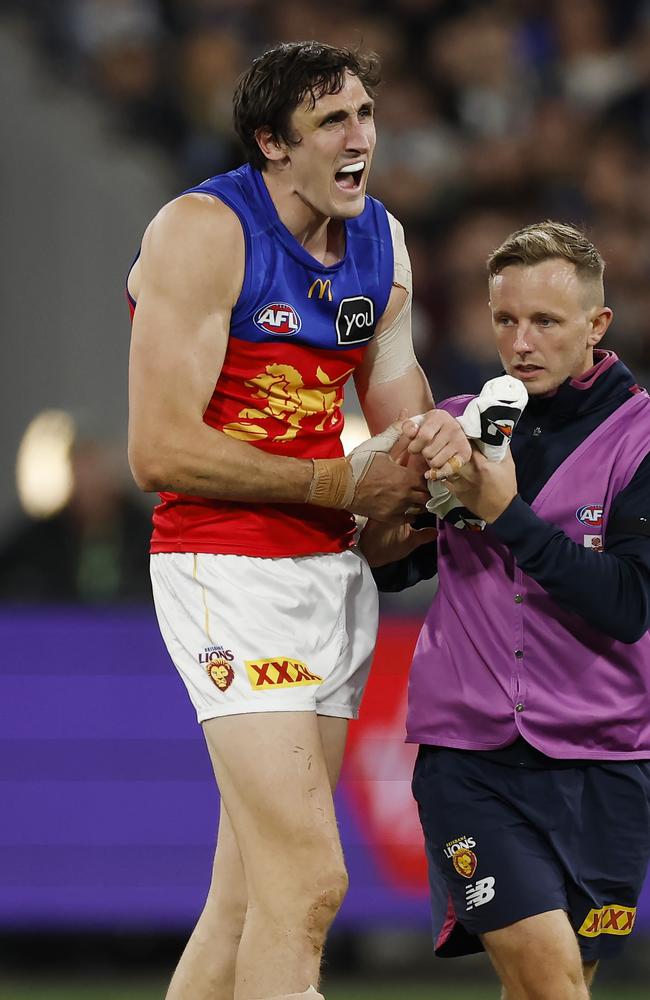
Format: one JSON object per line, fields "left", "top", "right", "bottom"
{"left": 359, "top": 517, "right": 438, "bottom": 568}
{"left": 348, "top": 413, "right": 430, "bottom": 523}
{"left": 308, "top": 413, "right": 429, "bottom": 518}
{"left": 401, "top": 409, "right": 472, "bottom": 481}
{"left": 349, "top": 448, "right": 430, "bottom": 522}
{"left": 444, "top": 446, "right": 518, "bottom": 523}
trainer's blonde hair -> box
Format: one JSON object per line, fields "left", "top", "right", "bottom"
{"left": 487, "top": 221, "right": 605, "bottom": 282}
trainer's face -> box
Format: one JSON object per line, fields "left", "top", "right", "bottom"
{"left": 284, "top": 72, "right": 376, "bottom": 220}
{"left": 490, "top": 259, "right": 612, "bottom": 395}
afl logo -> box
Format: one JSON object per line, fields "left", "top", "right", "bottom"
{"left": 254, "top": 302, "right": 302, "bottom": 336}
{"left": 576, "top": 504, "right": 603, "bottom": 527}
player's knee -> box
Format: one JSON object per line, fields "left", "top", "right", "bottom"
{"left": 204, "top": 880, "right": 248, "bottom": 938}
{"left": 505, "top": 966, "right": 588, "bottom": 1000}
{"left": 543, "top": 954, "right": 588, "bottom": 999}
{"left": 220, "top": 896, "right": 248, "bottom": 943}
{"left": 248, "top": 852, "right": 347, "bottom": 946}
{"left": 305, "top": 867, "right": 348, "bottom": 951}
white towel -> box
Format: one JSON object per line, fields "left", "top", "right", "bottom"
{"left": 425, "top": 375, "right": 528, "bottom": 530}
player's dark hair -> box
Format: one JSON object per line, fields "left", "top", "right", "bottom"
{"left": 233, "top": 41, "right": 381, "bottom": 171}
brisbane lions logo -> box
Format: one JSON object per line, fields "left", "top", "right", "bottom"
{"left": 206, "top": 657, "right": 234, "bottom": 692}
{"left": 222, "top": 363, "right": 353, "bottom": 443}
{"left": 452, "top": 848, "right": 478, "bottom": 879}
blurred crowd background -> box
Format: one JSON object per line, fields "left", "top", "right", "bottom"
{"left": 1, "top": 2, "right": 650, "bottom": 997}
{"left": 20, "top": 0, "right": 650, "bottom": 400}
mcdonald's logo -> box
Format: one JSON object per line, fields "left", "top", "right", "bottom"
{"left": 308, "top": 278, "right": 333, "bottom": 302}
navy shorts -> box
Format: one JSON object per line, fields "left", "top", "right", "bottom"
{"left": 412, "top": 746, "right": 650, "bottom": 962}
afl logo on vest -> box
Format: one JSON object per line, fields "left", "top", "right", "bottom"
{"left": 254, "top": 302, "right": 302, "bottom": 336}
{"left": 576, "top": 504, "right": 603, "bottom": 528}
{"left": 336, "top": 296, "right": 375, "bottom": 345}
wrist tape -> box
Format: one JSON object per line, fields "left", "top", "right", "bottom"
{"left": 306, "top": 421, "right": 404, "bottom": 510}
{"left": 306, "top": 457, "right": 355, "bottom": 509}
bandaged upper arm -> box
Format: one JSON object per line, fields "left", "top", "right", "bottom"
{"left": 363, "top": 212, "right": 417, "bottom": 386}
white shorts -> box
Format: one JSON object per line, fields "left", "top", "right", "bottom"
{"left": 150, "top": 549, "right": 379, "bottom": 723}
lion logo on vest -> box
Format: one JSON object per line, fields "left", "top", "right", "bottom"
{"left": 453, "top": 848, "right": 478, "bottom": 879}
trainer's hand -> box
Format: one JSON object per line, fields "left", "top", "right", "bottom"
{"left": 359, "top": 517, "right": 438, "bottom": 568}
{"left": 445, "top": 446, "right": 518, "bottom": 523}
{"left": 402, "top": 409, "right": 472, "bottom": 481}
{"left": 306, "top": 413, "right": 430, "bottom": 521}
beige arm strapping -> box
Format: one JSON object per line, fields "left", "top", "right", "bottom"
{"left": 362, "top": 212, "right": 418, "bottom": 386}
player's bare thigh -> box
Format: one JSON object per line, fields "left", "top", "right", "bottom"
{"left": 201, "top": 712, "right": 348, "bottom": 909}
{"left": 203, "top": 711, "right": 347, "bottom": 889}
{"left": 316, "top": 714, "right": 349, "bottom": 788}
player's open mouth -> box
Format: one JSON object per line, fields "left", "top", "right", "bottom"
{"left": 514, "top": 364, "right": 544, "bottom": 380}
{"left": 334, "top": 161, "right": 365, "bottom": 191}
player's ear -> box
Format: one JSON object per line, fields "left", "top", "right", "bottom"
{"left": 588, "top": 306, "right": 613, "bottom": 347}
{"left": 255, "top": 127, "right": 289, "bottom": 163}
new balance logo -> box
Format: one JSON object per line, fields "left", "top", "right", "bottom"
{"left": 465, "top": 876, "right": 496, "bottom": 910}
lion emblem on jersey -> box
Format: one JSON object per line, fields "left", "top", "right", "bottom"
{"left": 223, "top": 363, "right": 353, "bottom": 442}
{"left": 453, "top": 848, "right": 478, "bottom": 879}
{"left": 206, "top": 657, "right": 235, "bottom": 692}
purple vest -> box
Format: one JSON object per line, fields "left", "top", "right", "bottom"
{"left": 406, "top": 391, "right": 650, "bottom": 758}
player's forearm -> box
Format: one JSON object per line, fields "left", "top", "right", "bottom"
{"left": 129, "top": 422, "right": 313, "bottom": 503}
{"left": 129, "top": 412, "right": 430, "bottom": 521}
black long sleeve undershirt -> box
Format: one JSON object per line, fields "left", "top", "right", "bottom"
{"left": 372, "top": 518, "right": 438, "bottom": 592}
{"left": 491, "top": 490, "right": 650, "bottom": 643}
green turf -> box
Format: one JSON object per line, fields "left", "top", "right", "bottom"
{"left": 327, "top": 989, "right": 650, "bottom": 1000}
{"left": 0, "top": 984, "right": 161, "bottom": 1000}
{"left": 0, "top": 981, "right": 647, "bottom": 1000}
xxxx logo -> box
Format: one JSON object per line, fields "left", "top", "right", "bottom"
{"left": 246, "top": 657, "right": 323, "bottom": 690}
{"left": 579, "top": 904, "right": 636, "bottom": 938}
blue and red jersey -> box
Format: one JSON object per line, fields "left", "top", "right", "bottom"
{"left": 128, "top": 164, "right": 394, "bottom": 556}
